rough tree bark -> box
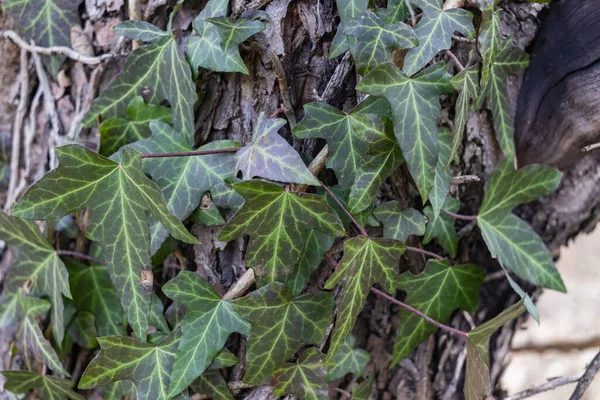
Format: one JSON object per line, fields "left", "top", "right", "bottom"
{"left": 1, "top": 0, "right": 599, "bottom": 398}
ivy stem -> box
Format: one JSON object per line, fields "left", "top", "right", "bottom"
{"left": 441, "top": 208, "right": 478, "bottom": 221}
{"left": 445, "top": 49, "right": 465, "bottom": 71}
{"left": 140, "top": 148, "right": 240, "bottom": 159}
{"left": 405, "top": 246, "right": 444, "bottom": 260}
{"left": 315, "top": 177, "right": 369, "bottom": 237}
{"left": 55, "top": 249, "right": 105, "bottom": 265}
{"left": 369, "top": 287, "right": 468, "bottom": 337}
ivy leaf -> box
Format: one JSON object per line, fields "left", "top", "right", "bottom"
{"left": 423, "top": 196, "right": 459, "bottom": 257}
{"left": 186, "top": 0, "right": 266, "bottom": 74}
{"left": 219, "top": 180, "right": 345, "bottom": 285}
{"left": 430, "top": 127, "right": 453, "bottom": 219}
{"left": 162, "top": 271, "right": 251, "bottom": 397}
{"left": 324, "top": 237, "right": 405, "bottom": 364}
{"left": 373, "top": 203, "right": 425, "bottom": 242}
{"left": 67, "top": 260, "right": 127, "bottom": 337}
{"left": 289, "top": 230, "right": 335, "bottom": 297}
{"left": 352, "top": 376, "right": 375, "bottom": 399}
{"left": 403, "top": 0, "right": 474, "bottom": 76}
{"left": 329, "top": 0, "right": 368, "bottom": 58}
{"left": 191, "top": 370, "right": 234, "bottom": 400}
{"left": 478, "top": 5, "right": 502, "bottom": 88}
{"left": 190, "top": 201, "right": 226, "bottom": 227}
{"left": 11, "top": 145, "right": 197, "bottom": 341}
{"left": 344, "top": 10, "right": 418, "bottom": 74}
{"left": 102, "top": 381, "right": 137, "bottom": 400}
{"left": 1, "top": 371, "right": 83, "bottom": 400}
{"left": 2, "top": 0, "right": 79, "bottom": 75}
{"left": 79, "top": 329, "right": 182, "bottom": 399}
{"left": 68, "top": 311, "right": 98, "bottom": 349}
{"left": 0, "top": 211, "right": 70, "bottom": 344}
{"left": 99, "top": 96, "right": 171, "bottom": 157}
{"left": 478, "top": 157, "right": 565, "bottom": 291}
{"left": 478, "top": 41, "right": 528, "bottom": 155}
{"left": 113, "top": 21, "right": 170, "bottom": 42}
{"left": 233, "top": 282, "right": 334, "bottom": 385}
{"left": 84, "top": 27, "right": 196, "bottom": 143}
{"left": 326, "top": 335, "right": 370, "bottom": 381}
{"left": 449, "top": 64, "right": 479, "bottom": 163}
{"left": 385, "top": 0, "right": 408, "bottom": 24}
{"left": 149, "top": 293, "right": 170, "bottom": 333}
{"left": 357, "top": 62, "right": 454, "bottom": 201}
{"left": 392, "top": 259, "right": 484, "bottom": 364}
{"left": 465, "top": 301, "right": 525, "bottom": 400}
{"left": 130, "top": 120, "right": 239, "bottom": 253}
{"left": 212, "top": 178, "right": 245, "bottom": 211}
{"left": 236, "top": 114, "right": 318, "bottom": 185}
{"left": 294, "top": 98, "right": 391, "bottom": 188}
{"left": 273, "top": 348, "right": 328, "bottom": 399}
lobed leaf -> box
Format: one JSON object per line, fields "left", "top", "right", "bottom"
{"left": 449, "top": 64, "right": 479, "bottom": 163}
{"left": 272, "top": 348, "right": 329, "bottom": 399}
{"left": 289, "top": 230, "right": 336, "bottom": 297}
{"left": 373, "top": 203, "right": 426, "bottom": 242}
{"left": 329, "top": 0, "right": 369, "bottom": 58}
{"left": 1, "top": 371, "right": 83, "bottom": 400}
{"left": 429, "top": 127, "right": 453, "bottom": 219}
{"left": 422, "top": 196, "right": 460, "bottom": 257}
{"left": 326, "top": 335, "right": 370, "bottom": 381}
{"left": 113, "top": 21, "right": 170, "bottom": 42}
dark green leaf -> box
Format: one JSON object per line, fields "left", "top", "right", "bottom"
{"left": 113, "top": 21, "right": 170, "bottom": 42}
{"left": 273, "top": 348, "right": 328, "bottom": 399}
{"left": 205, "top": 15, "right": 268, "bottom": 49}
{"left": 324, "top": 237, "right": 405, "bottom": 364}
{"left": 422, "top": 196, "right": 459, "bottom": 257}
{"left": 233, "top": 282, "right": 334, "bottom": 385}
{"left": 131, "top": 120, "right": 238, "bottom": 253}
{"left": 0, "top": 211, "right": 70, "bottom": 343}
{"left": 191, "top": 370, "right": 234, "bottom": 400}
{"left": 1, "top": 371, "right": 83, "bottom": 400}
{"left": 289, "top": 230, "right": 335, "bottom": 297}
{"left": 373, "top": 203, "right": 425, "bottom": 242}
{"left": 99, "top": 96, "right": 171, "bottom": 157}
{"left": 190, "top": 201, "right": 226, "bottom": 227}
{"left": 329, "top": 0, "right": 368, "bottom": 58}
{"left": 68, "top": 311, "right": 98, "bottom": 349}
{"left": 12, "top": 145, "right": 197, "bottom": 341}
{"left": 102, "top": 381, "right": 137, "bottom": 400}
{"left": 357, "top": 62, "right": 454, "bottom": 201}
{"left": 150, "top": 293, "right": 170, "bottom": 333}
{"left": 430, "top": 127, "right": 453, "bottom": 219}
{"left": 352, "top": 375, "right": 375, "bottom": 399}
{"left": 449, "top": 64, "right": 479, "bottom": 163}
{"left": 212, "top": 178, "right": 245, "bottom": 211}
{"left": 403, "top": 0, "right": 474, "bottom": 76}
{"left": 385, "top": 0, "right": 408, "bottom": 24}
{"left": 478, "top": 5, "right": 502, "bottom": 88}
{"left": 219, "top": 180, "right": 344, "bottom": 285}
{"left": 79, "top": 329, "right": 182, "bottom": 399}
{"left": 162, "top": 271, "right": 250, "bottom": 396}
{"left": 392, "top": 259, "right": 484, "bottom": 364}
{"left": 326, "top": 335, "right": 370, "bottom": 381}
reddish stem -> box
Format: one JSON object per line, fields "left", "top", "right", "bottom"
{"left": 445, "top": 50, "right": 465, "bottom": 71}
{"left": 55, "top": 250, "right": 105, "bottom": 265}
{"left": 316, "top": 177, "right": 368, "bottom": 237}
{"left": 442, "top": 208, "right": 478, "bottom": 221}
{"left": 140, "top": 148, "right": 240, "bottom": 159}
{"left": 269, "top": 106, "right": 287, "bottom": 119}
{"left": 406, "top": 246, "right": 444, "bottom": 260}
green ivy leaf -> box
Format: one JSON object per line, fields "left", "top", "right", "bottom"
{"left": 0, "top": 211, "right": 70, "bottom": 343}
{"left": 79, "top": 329, "right": 182, "bottom": 399}
{"left": 149, "top": 293, "right": 170, "bottom": 333}
{"left": 449, "top": 64, "right": 479, "bottom": 163}
{"left": 392, "top": 259, "right": 484, "bottom": 364}
{"left": 11, "top": 145, "right": 197, "bottom": 341}
{"left": 273, "top": 348, "right": 328, "bottom": 399}
{"left": 289, "top": 230, "right": 335, "bottom": 297}
{"left": 329, "top": 0, "right": 368, "bottom": 58}
{"left": 68, "top": 311, "right": 98, "bottom": 349}
{"left": 1, "top": 371, "right": 83, "bottom": 400}
{"left": 352, "top": 376, "right": 375, "bottom": 399}
{"left": 403, "top": 0, "right": 474, "bottom": 76}
{"left": 99, "top": 96, "right": 171, "bottom": 157}
{"left": 422, "top": 196, "right": 459, "bottom": 257}
{"left": 357, "top": 62, "right": 454, "bottom": 201}
{"left": 373, "top": 203, "right": 425, "bottom": 242}
{"left": 2, "top": 0, "right": 79, "bottom": 75}
{"left": 344, "top": 10, "right": 418, "bottom": 74}
{"left": 478, "top": 5, "right": 502, "bottom": 88}
{"left": 465, "top": 301, "right": 525, "bottom": 400}
{"left": 84, "top": 27, "right": 196, "bottom": 143}
{"left": 205, "top": 14, "right": 268, "bottom": 49}
{"left": 236, "top": 114, "right": 317, "bottom": 185}
{"left": 430, "top": 127, "right": 453, "bottom": 219}
{"left": 113, "top": 21, "right": 171, "bottom": 42}
{"left": 478, "top": 41, "right": 528, "bottom": 155}
{"left": 212, "top": 178, "right": 245, "bottom": 211}
{"left": 130, "top": 120, "right": 239, "bottom": 253}
{"left": 324, "top": 236, "right": 405, "bottom": 364}
{"left": 233, "top": 282, "right": 334, "bottom": 385}
{"left": 162, "top": 271, "right": 250, "bottom": 397}
{"left": 190, "top": 201, "right": 226, "bottom": 227}
{"left": 385, "top": 0, "right": 408, "bottom": 24}
{"left": 478, "top": 157, "right": 565, "bottom": 291}
{"left": 102, "top": 381, "right": 137, "bottom": 400}
{"left": 191, "top": 370, "right": 234, "bottom": 400}
{"left": 326, "top": 335, "right": 370, "bottom": 381}
{"left": 66, "top": 260, "right": 127, "bottom": 337}
{"left": 219, "top": 180, "right": 345, "bottom": 285}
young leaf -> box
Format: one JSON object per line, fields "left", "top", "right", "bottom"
{"left": 478, "top": 41, "right": 528, "bottom": 155}
{"left": 422, "top": 196, "right": 460, "bottom": 257}
{"left": 130, "top": 120, "right": 239, "bottom": 253}
{"left": 344, "top": 10, "right": 418, "bottom": 74}
{"left": 392, "top": 259, "right": 484, "bottom": 364}
{"left": 11, "top": 145, "right": 197, "bottom": 341}
{"left": 1, "top": 371, "right": 83, "bottom": 400}
{"left": 78, "top": 329, "right": 182, "bottom": 399}
{"left": 402, "top": 0, "right": 474, "bottom": 76}
{"left": 352, "top": 375, "right": 375, "bottom": 400}
{"left": 2, "top": 0, "right": 79, "bottom": 75}
{"left": 84, "top": 28, "right": 196, "bottom": 143}
{"left": 324, "top": 237, "right": 405, "bottom": 364}
{"left": 66, "top": 260, "right": 127, "bottom": 337}
{"left": 357, "top": 62, "right": 454, "bottom": 201}
{"left": 99, "top": 96, "right": 171, "bottom": 157}
{"left": 373, "top": 203, "right": 426, "bottom": 242}
{"left": 219, "top": 180, "right": 345, "bottom": 285}
{"left": 162, "top": 271, "right": 251, "bottom": 396}
{"left": 289, "top": 230, "right": 336, "bottom": 297}
{"left": 477, "top": 157, "right": 565, "bottom": 291}
{"left": 465, "top": 301, "right": 525, "bottom": 400}
{"left": 233, "top": 282, "right": 334, "bottom": 385}
{"left": 0, "top": 211, "right": 70, "bottom": 343}
{"left": 449, "top": 65, "right": 479, "bottom": 163}
{"left": 326, "top": 335, "right": 370, "bottom": 381}
{"left": 272, "top": 348, "right": 329, "bottom": 399}
{"left": 329, "top": 0, "right": 369, "bottom": 58}
{"left": 113, "top": 21, "right": 171, "bottom": 42}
